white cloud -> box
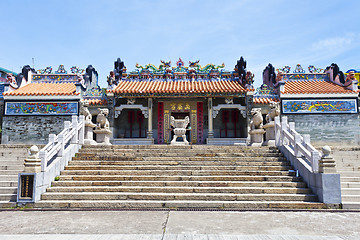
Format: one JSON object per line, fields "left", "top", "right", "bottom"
{"left": 311, "top": 35, "right": 354, "bottom": 52}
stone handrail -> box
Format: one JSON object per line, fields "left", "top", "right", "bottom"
{"left": 275, "top": 116, "right": 320, "bottom": 173}
{"left": 17, "top": 115, "right": 85, "bottom": 203}
{"left": 39, "top": 115, "right": 85, "bottom": 172}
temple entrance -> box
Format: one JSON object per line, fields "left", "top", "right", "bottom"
{"left": 158, "top": 101, "right": 204, "bottom": 144}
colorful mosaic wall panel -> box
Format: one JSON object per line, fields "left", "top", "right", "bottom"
{"left": 5, "top": 102, "right": 78, "bottom": 115}
{"left": 0, "top": 84, "right": 4, "bottom": 99}
{"left": 282, "top": 99, "right": 358, "bottom": 114}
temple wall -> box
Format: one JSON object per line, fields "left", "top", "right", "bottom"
{"left": 2, "top": 115, "right": 72, "bottom": 144}
{"left": 285, "top": 114, "right": 360, "bottom": 146}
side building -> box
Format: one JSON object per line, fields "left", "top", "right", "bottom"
{"left": 258, "top": 63, "right": 359, "bottom": 145}
{"left": 1, "top": 65, "right": 103, "bottom": 144}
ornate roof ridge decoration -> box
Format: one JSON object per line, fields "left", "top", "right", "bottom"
{"left": 36, "top": 65, "right": 84, "bottom": 75}
{"left": 253, "top": 84, "right": 279, "bottom": 99}
{"left": 132, "top": 58, "right": 227, "bottom": 76}
{"left": 276, "top": 64, "right": 324, "bottom": 74}
{"left": 83, "top": 86, "right": 106, "bottom": 98}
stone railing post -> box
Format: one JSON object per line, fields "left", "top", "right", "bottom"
{"left": 79, "top": 115, "right": 85, "bottom": 145}
{"left": 71, "top": 116, "right": 78, "bottom": 144}
{"left": 274, "top": 117, "right": 280, "bottom": 147}
{"left": 280, "top": 116, "right": 288, "bottom": 146}
{"left": 58, "top": 134, "right": 65, "bottom": 157}
{"left": 303, "top": 134, "right": 311, "bottom": 148}
{"left": 294, "top": 133, "right": 302, "bottom": 158}
{"left": 64, "top": 121, "right": 70, "bottom": 135}
{"left": 48, "top": 134, "right": 56, "bottom": 148}
{"left": 39, "top": 150, "right": 47, "bottom": 172}
{"left": 311, "top": 150, "right": 320, "bottom": 173}
{"left": 319, "top": 146, "right": 336, "bottom": 173}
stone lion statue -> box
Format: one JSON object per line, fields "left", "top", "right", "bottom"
{"left": 266, "top": 102, "right": 280, "bottom": 123}
{"left": 80, "top": 101, "right": 92, "bottom": 123}
{"left": 96, "top": 108, "right": 110, "bottom": 130}
{"left": 250, "top": 108, "right": 263, "bottom": 130}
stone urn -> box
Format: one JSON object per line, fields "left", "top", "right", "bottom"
{"left": 170, "top": 116, "right": 190, "bottom": 145}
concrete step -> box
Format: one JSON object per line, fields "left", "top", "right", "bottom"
{"left": 81, "top": 145, "right": 280, "bottom": 151}
{"left": 59, "top": 170, "right": 296, "bottom": 177}
{"left": 51, "top": 180, "right": 307, "bottom": 188}
{"left": 58, "top": 175, "right": 303, "bottom": 182}
{"left": 0, "top": 160, "right": 25, "bottom": 165}
{"left": 339, "top": 172, "right": 360, "bottom": 177}
{"left": 75, "top": 156, "right": 287, "bottom": 162}
{"left": 342, "top": 202, "right": 360, "bottom": 209}
{"left": 46, "top": 186, "right": 312, "bottom": 194}
{"left": 0, "top": 181, "right": 18, "bottom": 187}
{"left": 77, "top": 152, "right": 283, "bottom": 158}
{"left": 342, "top": 182, "right": 360, "bottom": 188}
{"left": 341, "top": 177, "right": 360, "bottom": 182}
{"left": 41, "top": 192, "right": 319, "bottom": 201}
{"left": 0, "top": 175, "right": 19, "bottom": 181}
{"left": 68, "top": 160, "right": 290, "bottom": 166}
{"left": 0, "top": 194, "right": 17, "bottom": 201}
{"left": 0, "top": 170, "right": 23, "bottom": 175}
{"left": 64, "top": 165, "right": 292, "bottom": 171}
{"left": 341, "top": 188, "right": 360, "bottom": 195}
{"left": 0, "top": 187, "right": 17, "bottom": 194}
{"left": 341, "top": 195, "right": 360, "bottom": 202}
{"left": 0, "top": 201, "right": 17, "bottom": 208}
{"left": 0, "top": 165, "right": 24, "bottom": 171}
{"left": 33, "top": 200, "right": 326, "bottom": 209}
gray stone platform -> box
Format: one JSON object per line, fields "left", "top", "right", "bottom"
{"left": 0, "top": 210, "right": 359, "bottom": 239}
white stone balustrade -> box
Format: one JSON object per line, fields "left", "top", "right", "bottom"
{"left": 275, "top": 116, "right": 320, "bottom": 173}
{"left": 274, "top": 116, "right": 341, "bottom": 204}
{"left": 18, "top": 115, "right": 85, "bottom": 203}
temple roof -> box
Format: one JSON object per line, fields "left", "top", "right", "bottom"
{"left": 3, "top": 82, "right": 79, "bottom": 97}
{"left": 111, "top": 79, "right": 251, "bottom": 97}
{"left": 253, "top": 97, "right": 280, "bottom": 104}
{"left": 281, "top": 80, "right": 358, "bottom": 95}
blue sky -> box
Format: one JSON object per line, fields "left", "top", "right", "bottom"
{"left": 1, "top": 0, "right": 359, "bottom": 88}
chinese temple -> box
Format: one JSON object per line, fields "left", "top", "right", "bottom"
{"left": 105, "top": 57, "right": 255, "bottom": 145}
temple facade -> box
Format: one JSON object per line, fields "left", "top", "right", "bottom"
{"left": 105, "top": 57, "right": 255, "bottom": 145}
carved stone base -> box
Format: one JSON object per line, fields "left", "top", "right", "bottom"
{"left": 84, "top": 122, "right": 97, "bottom": 145}
{"left": 171, "top": 128, "right": 189, "bottom": 145}
{"left": 319, "top": 157, "right": 337, "bottom": 173}
{"left": 24, "top": 158, "right": 41, "bottom": 173}
{"left": 263, "top": 122, "right": 275, "bottom": 146}
{"left": 94, "top": 129, "right": 112, "bottom": 145}
{"left": 249, "top": 129, "right": 265, "bottom": 147}
{"left": 171, "top": 141, "right": 189, "bottom": 146}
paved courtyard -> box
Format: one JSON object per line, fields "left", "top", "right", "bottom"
{"left": 0, "top": 210, "right": 359, "bottom": 239}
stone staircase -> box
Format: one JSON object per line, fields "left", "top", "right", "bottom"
{"left": 332, "top": 147, "right": 360, "bottom": 209}
{"left": 35, "top": 145, "right": 326, "bottom": 209}
{"left": 0, "top": 145, "right": 30, "bottom": 207}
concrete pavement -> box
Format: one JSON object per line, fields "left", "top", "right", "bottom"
{"left": 0, "top": 210, "right": 359, "bottom": 239}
